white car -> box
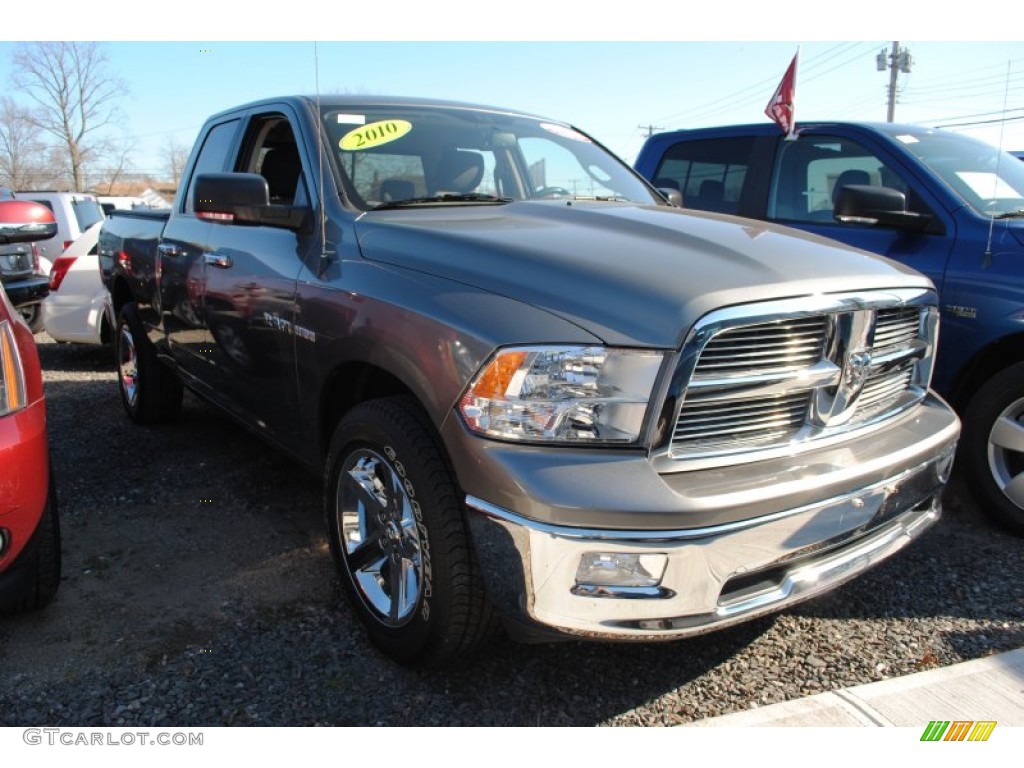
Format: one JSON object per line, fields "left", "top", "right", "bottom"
{"left": 41, "top": 222, "right": 111, "bottom": 344}
{"left": 17, "top": 191, "right": 105, "bottom": 265}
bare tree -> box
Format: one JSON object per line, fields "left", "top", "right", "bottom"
{"left": 0, "top": 97, "right": 47, "bottom": 189}
{"left": 94, "top": 143, "right": 135, "bottom": 195}
{"left": 12, "top": 42, "right": 127, "bottom": 191}
{"left": 163, "top": 138, "right": 190, "bottom": 189}
{"left": 37, "top": 146, "right": 71, "bottom": 189}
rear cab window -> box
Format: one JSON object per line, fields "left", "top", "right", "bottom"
{"left": 651, "top": 137, "right": 756, "bottom": 214}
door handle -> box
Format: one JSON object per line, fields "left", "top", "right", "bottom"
{"left": 157, "top": 243, "right": 186, "bottom": 258}
{"left": 204, "top": 253, "right": 233, "bottom": 269}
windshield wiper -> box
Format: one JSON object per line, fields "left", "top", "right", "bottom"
{"left": 564, "top": 195, "right": 634, "bottom": 203}
{"left": 992, "top": 208, "right": 1024, "bottom": 219}
{"left": 373, "top": 193, "right": 512, "bottom": 210}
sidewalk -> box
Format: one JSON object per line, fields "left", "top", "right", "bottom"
{"left": 688, "top": 646, "right": 1024, "bottom": 727}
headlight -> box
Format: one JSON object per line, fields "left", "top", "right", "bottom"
{"left": 0, "top": 320, "right": 27, "bottom": 417}
{"left": 458, "top": 345, "right": 665, "bottom": 444}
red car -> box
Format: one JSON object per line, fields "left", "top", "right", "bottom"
{"left": 0, "top": 199, "right": 61, "bottom": 613}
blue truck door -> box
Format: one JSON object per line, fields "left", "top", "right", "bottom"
{"left": 929, "top": 213, "right": 1024, "bottom": 395}
{"left": 766, "top": 131, "right": 956, "bottom": 296}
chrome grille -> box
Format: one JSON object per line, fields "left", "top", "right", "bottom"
{"left": 672, "top": 391, "right": 811, "bottom": 450}
{"left": 693, "top": 317, "right": 827, "bottom": 376}
{"left": 874, "top": 307, "right": 920, "bottom": 350}
{"left": 857, "top": 369, "right": 914, "bottom": 413}
{"left": 669, "top": 292, "right": 936, "bottom": 465}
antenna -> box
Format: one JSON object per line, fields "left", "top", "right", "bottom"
{"left": 984, "top": 60, "right": 1012, "bottom": 260}
{"left": 314, "top": 42, "right": 332, "bottom": 276}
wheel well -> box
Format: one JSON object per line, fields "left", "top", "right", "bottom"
{"left": 319, "top": 362, "right": 417, "bottom": 458}
{"left": 109, "top": 276, "right": 133, "bottom": 317}
{"left": 99, "top": 308, "right": 113, "bottom": 344}
{"left": 948, "top": 331, "right": 1024, "bottom": 411}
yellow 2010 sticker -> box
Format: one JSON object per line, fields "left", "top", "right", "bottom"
{"left": 340, "top": 120, "right": 412, "bottom": 151}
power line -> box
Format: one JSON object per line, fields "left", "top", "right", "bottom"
{"left": 911, "top": 79, "right": 1022, "bottom": 98}
{"left": 801, "top": 43, "right": 879, "bottom": 85}
{"left": 651, "top": 42, "right": 881, "bottom": 127}
{"left": 667, "top": 42, "right": 884, "bottom": 128}
{"left": 919, "top": 106, "right": 1024, "bottom": 123}
{"left": 828, "top": 92, "right": 889, "bottom": 122}
{"left": 899, "top": 58, "right": 1021, "bottom": 90}
{"left": 906, "top": 74, "right": 1024, "bottom": 96}
{"left": 935, "top": 114, "right": 1024, "bottom": 129}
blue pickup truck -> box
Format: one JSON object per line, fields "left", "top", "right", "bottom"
{"left": 635, "top": 122, "right": 1024, "bottom": 535}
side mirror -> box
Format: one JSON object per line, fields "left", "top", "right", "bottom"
{"left": 650, "top": 177, "right": 683, "bottom": 207}
{"left": 194, "top": 173, "right": 309, "bottom": 231}
{"left": 658, "top": 188, "right": 683, "bottom": 207}
{"left": 194, "top": 173, "right": 270, "bottom": 214}
{"left": 0, "top": 200, "right": 58, "bottom": 244}
{"left": 834, "top": 185, "right": 934, "bottom": 233}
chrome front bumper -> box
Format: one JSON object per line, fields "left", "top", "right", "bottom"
{"left": 465, "top": 445, "right": 955, "bottom": 640}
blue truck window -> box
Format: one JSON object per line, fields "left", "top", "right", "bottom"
{"left": 652, "top": 137, "right": 755, "bottom": 214}
{"left": 768, "top": 135, "right": 932, "bottom": 223}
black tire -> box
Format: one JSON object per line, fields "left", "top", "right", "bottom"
{"left": 19, "top": 304, "right": 43, "bottom": 334}
{"left": 1, "top": 470, "right": 61, "bottom": 614}
{"left": 961, "top": 362, "right": 1024, "bottom": 536}
{"left": 115, "top": 302, "right": 183, "bottom": 424}
{"left": 324, "top": 396, "right": 498, "bottom": 666}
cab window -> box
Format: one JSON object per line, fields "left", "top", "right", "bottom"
{"left": 184, "top": 119, "right": 239, "bottom": 214}
{"left": 651, "top": 137, "right": 755, "bottom": 214}
{"left": 769, "top": 135, "right": 930, "bottom": 223}
{"left": 239, "top": 114, "right": 308, "bottom": 207}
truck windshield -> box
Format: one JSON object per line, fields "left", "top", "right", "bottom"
{"left": 891, "top": 128, "right": 1024, "bottom": 217}
{"left": 320, "top": 104, "right": 659, "bottom": 211}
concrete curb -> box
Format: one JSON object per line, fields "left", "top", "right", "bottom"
{"left": 687, "top": 646, "right": 1024, "bottom": 727}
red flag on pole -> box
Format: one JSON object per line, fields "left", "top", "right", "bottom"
{"left": 765, "top": 50, "right": 799, "bottom": 138}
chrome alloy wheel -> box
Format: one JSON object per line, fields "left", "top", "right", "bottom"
{"left": 336, "top": 448, "right": 424, "bottom": 627}
{"left": 988, "top": 395, "right": 1024, "bottom": 510}
{"left": 117, "top": 324, "right": 139, "bottom": 409}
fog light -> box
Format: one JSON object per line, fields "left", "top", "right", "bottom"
{"left": 0, "top": 528, "right": 9, "bottom": 558}
{"left": 936, "top": 444, "right": 956, "bottom": 484}
{"left": 575, "top": 553, "right": 667, "bottom": 588}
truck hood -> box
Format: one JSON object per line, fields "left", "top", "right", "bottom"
{"left": 353, "top": 201, "right": 932, "bottom": 348}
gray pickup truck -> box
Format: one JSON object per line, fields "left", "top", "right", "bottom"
{"left": 99, "top": 96, "right": 960, "bottom": 665}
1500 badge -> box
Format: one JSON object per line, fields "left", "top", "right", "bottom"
{"left": 943, "top": 304, "right": 978, "bottom": 320}
{"left": 263, "top": 312, "right": 316, "bottom": 342}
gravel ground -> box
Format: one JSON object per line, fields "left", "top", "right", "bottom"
{"left": 0, "top": 334, "right": 1022, "bottom": 727}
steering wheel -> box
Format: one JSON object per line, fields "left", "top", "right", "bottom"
{"left": 533, "top": 186, "right": 571, "bottom": 199}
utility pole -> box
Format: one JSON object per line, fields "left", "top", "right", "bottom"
{"left": 638, "top": 124, "right": 664, "bottom": 138}
{"left": 877, "top": 41, "right": 913, "bottom": 122}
